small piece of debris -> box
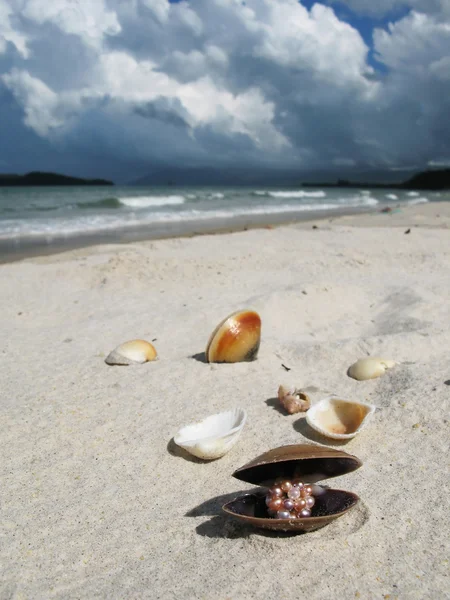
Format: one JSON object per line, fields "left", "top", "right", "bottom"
{"left": 412, "top": 423, "right": 420, "bottom": 429}
{"left": 302, "top": 290, "right": 308, "bottom": 295}
{"left": 312, "top": 225, "right": 318, "bottom": 229}
{"left": 404, "top": 228, "right": 411, "bottom": 234}
{"left": 281, "top": 363, "right": 291, "bottom": 371}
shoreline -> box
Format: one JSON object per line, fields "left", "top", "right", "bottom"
{"left": 0, "top": 204, "right": 376, "bottom": 264}
{"left": 2, "top": 199, "right": 448, "bottom": 264}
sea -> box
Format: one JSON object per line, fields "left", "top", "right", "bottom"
{"left": 0, "top": 184, "right": 446, "bottom": 259}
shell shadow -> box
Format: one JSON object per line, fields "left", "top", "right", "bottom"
{"left": 265, "top": 396, "right": 287, "bottom": 415}
{"left": 293, "top": 418, "right": 352, "bottom": 447}
{"left": 187, "top": 490, "right": 306, "bottom": 539}
{"left": 189, "top": 491, "right": 370, "bottom": 539}
{"left": 191, "top": 352, "right": 208, "bottom": 363}
{"left": 167, "top": 437, "right": 206, "bottom": 463}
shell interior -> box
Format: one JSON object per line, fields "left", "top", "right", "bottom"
{"left": 174, "top": 408, "right": 247, "bottom": 460}
{"left": 222, "top": 489, "right": 359, "bottom": 532}
{"left": 232, "top": 444, "right": 362, "bottom": 486}
{"left": 306, "top": 397, "right": 376, "bottom": 440}
{"left": 224, "top": 444, "right": 361, "bottom": 532}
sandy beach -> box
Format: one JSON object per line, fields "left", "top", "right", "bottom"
{"left": 1, "top": 202, "right": 449, "bottom": 599}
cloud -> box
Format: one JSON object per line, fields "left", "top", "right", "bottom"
{"left": 0, "top": 0, "right": 449, "bottom": 182}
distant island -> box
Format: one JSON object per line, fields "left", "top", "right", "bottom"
{"left": 0, "top": 171, "right": 113, "bottom": 187}
{"left": 302, "top": 168, "right": 450, "bottom": 191}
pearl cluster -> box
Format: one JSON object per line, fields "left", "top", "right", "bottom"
{"left": 265, "top": 479, "right": 315, "bottom": 519}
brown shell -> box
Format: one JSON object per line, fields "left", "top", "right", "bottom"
{"left": 222, "top": 444, "right": 362, "bottom": 533}
{"left": 205, "top": 310, "right": 261, "bottom": 363}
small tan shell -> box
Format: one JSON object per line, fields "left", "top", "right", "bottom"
{"left": 306, "top": 396, "right": 376, "bottom": 440}
{"left": 347, "top": 357, "right": 396, "bottom": 381}
{"left": 277, "top": 385, "right": 311, "bottom": 414}
{"left": 105, "top": 339, "right": 157, "bottom": 365}
{"left": 205, "top": 310, "right": 261, "bottom": 363}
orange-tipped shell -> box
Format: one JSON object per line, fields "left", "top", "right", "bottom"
{"left": 105, "top": 339, "right": 157, "bottom": 365}
{"left": 205, "top": 310, "right": 261, "bottom": 363}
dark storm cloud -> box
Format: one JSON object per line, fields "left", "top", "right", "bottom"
{"left": 1, "top": 0, "right": 449, "bottom": 182}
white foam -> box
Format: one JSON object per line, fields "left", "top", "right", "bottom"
{"left": 119, "top": 195, "right": 185, "bottom": 208}
{"left": 386, "top": 194, "right": 398, "bottom": 200}
{"left": 268, "top": 190, "right": 326, "bottom": 198}
{"left": 407, "top": 191, "right": 420, "bottom": 197}
{"left": 209, "top": 192, "right": 225, "bottom": 199}
{"left": 407, "top": 197, "right": 429, "bottom": 206}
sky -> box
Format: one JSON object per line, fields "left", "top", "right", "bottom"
{"left": 0, "top": 0, "right": 449, "bottom": 184}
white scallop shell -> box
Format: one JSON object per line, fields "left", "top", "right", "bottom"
{"left": 306, "top": 396, "right": 376, "bottom": 440}
{"left": 347, "top": 357, "right": 396, "bottom": 381}
{"left": 174, "top": 408, "right": 247, "bottom": 460}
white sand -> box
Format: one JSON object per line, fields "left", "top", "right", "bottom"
{"left": 1, "top": 202, "right": 449, "bottom": 599}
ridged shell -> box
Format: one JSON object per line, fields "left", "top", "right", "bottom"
{"left": 174, "top": 408, "right": 247, "bottom": 460}
{"left": 222, "top": 444, "right": 361, "bottom": 532}
{"left": 347, "top": 357, "right": 396, "bottom": 381}
{"left": 205, "top": 310, "right": 261, "bottom": 363}
{"left": 306, "top": 396, "right": 376, "bottom": 440}
{"left": 105, "top": 339, "right": 157, "bottom": 365}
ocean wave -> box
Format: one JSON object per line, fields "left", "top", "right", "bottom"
{"left": 0, "top": 195, "right": 379, "bottom": 241}
{"left": 118, "top": 195, "right": 186, "bottom": 208}
{"left": 209, "top": 192, "right": 224, "bottom": 199}
{"left": 406, "top": 197, "right": 429, "bottom": 205}
{"left": 385, "top": 194, "right": 398, "bottom": 200}
{"left": 407, "top": 191, "right": 420, "bottom": 197}
{"left": 77, "top": 197, "right": 122, "bottom": 209}
{"left": 267, "top": 190, "right": 327, "bottom": 199}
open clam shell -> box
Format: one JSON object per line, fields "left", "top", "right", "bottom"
{"left": 174, "top": 408, "right": 247, "bottom": 460}
{"left": 105, "top": 339, "right": 157, "bottom": 365}
{"left": 347, "top": 357, "right": 396, "bottom": 381}
{"left": 205, "top": 310, "right": 261, "bottom": 363}
{"left": 222, "top": 444, "right": 361, "bottom": 532}
{"left": 306, "top": 396, "right": 376, "bottom": 440}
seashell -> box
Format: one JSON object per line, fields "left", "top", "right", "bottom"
{"left": 305, "top": 396, "right": 376, "bottom": 440}
{"left": 347, "top": 357, "right": 396, "bottom": 381}
{"left": 277, "top": 385, "right": 311, "bottom": 414}
{"left": 205, "top": 310, "right": 261, "bottom": 363}
{"left": 174, "top": 408, "right": 247, "bottom": 460}
{"left": 222, "top": 444, "right": 362, "bottom": 532}
{"left": 105, "top": 339, "right": 157, "bottom": 366}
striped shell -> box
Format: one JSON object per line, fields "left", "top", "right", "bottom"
{"left": 205, "top": 310, "right": 261, "bottom": 363}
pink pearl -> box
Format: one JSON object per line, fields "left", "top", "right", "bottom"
{"left": 304, "top": 485, "right": 313, "bottom": 495}
{"left": 280, "top": 480, "right": 292, "bottom": 492}
{"left": 268, "top": 498, "right": 283, "bottom": 511}
{"left": 293, "top": 480, "right": 304, "bottom": 489}
{"left": 276, "top": 510, "right": 291, "bottom": 519}
{"left": 283, "top": 499, "right": 294, "bottom": 510}
{"left": 306, "top": 496, "right": 315, "bottom": 508}
{"left": 288, "top": 487, "right": 301, "bottom": 500}
{"left": 294, "top": 498, "right": 307, "bottom": 510}
{"left": 299, "top": 508, "right": 311, "bottom": 518}
{"left": 270, "top": 486, "right": 283, "bottom": 497}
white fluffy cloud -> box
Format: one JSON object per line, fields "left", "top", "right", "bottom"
{"left": 0, "top": 0, "right": 449, "bottom": 181}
